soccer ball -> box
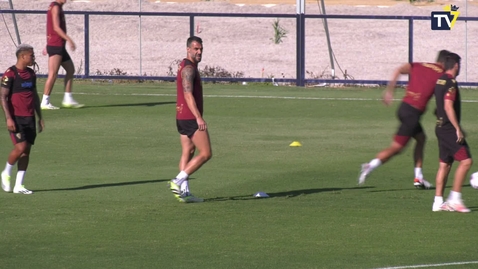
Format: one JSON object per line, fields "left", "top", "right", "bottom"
{"left": 470, "top": 172, "right": 478, "bottom": 189}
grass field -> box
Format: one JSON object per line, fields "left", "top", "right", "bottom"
{"left": 1, "top": 82, "right": 478, "bottom": 269}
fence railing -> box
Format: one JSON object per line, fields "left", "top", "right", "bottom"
{"left": 1, "top": 9, "right": 477, "bottom": 86}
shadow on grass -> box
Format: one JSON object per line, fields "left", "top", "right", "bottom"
{"left": 368, "top": 186, "right": 436, "bottom": 192}
{"left": 83, "top": 101, "right": 175, "bottom": 108}
{"left": 205, "top": 186, "right": 374, "bottom": 202}
{"left": 35, "top": 178, "right": 170, "bottom": 192}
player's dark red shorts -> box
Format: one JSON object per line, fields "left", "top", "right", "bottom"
{"left": 9, "top": 116, "right": 36, "bottom": 145}
{"left": 394, "top": 102, "right": 424, "bottom": 146}
{"left": 435, "top": 128, "right": 472, "bottom": 163}
{"left": 176, "top": 119, "right": 198, "bottom": 138}
{"left": 46, "top": 45, "right": 71, "bottom": 63}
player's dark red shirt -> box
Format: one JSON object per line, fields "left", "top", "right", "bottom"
{"left": 1, "top": 66, "right": 36, "bottom": 117}
{"left": 47, "top": 1, "right": 67, "bottom": 47}
{"left": 176, "top": 59, "right": 203, "bottom": 120}
{"left": 435, "top": 73, "right": 460, "bottom": 131}
{"left": 402, "top": 62, "right": 444, "bottom": 112}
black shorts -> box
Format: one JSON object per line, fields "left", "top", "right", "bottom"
{"left": 9, "top": 116, "right": 36, "bottom": 145}
{"left": 46, "top": 45, "right": 71, "bottom": 63}
{"left": 176, "top": 119, "right": 198, "bottom": 138}
{"left": 436, "top": 128, "right": 472, "bottom": 163}
{"left": 394, "top": 102, "right": 424, "bottom": 145}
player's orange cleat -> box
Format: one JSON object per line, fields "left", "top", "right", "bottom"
{"left": 414, "top": 178, "right": 432, "bottom": 189}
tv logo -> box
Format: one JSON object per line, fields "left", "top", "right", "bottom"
{"left": 431, "top": 5, "right": 460, "bottom": 30}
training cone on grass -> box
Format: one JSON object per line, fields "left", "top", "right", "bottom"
{"left": 254, "top": 192, "right": 269, "bottom": 198}
{"left": 289, "top": 141, "right": 302, "bottom": 147}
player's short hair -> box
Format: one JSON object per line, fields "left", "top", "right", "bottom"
{"left": 187, "top": 36, "right": 203, "bottom": 47}
{"left": 444, "top": 53, "right": 461, "bottom": 71}
{"left": 16, "top": 43, "right": 34, "bottom": 58}
{"left": 436, "top": 50, "right": 451, "bottom": 63}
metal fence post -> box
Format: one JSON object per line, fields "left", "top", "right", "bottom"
{"left": 300, "top": 13, "right": 305, "bottom": 87}
{"left": 296, "top": 0, "right": 305, "bottom": 87}
{"left": 296, "top": 15, "right": 301, "bottom": 86}
{"left": 84, "top": 14, "right": 90, "bottom": 77}
{"left": 139, "top": 1, "right": 143, "bottom": 76}
{"left": 408, "top": 18, "right": 413, "bottom": 64}
{"left": 190, "top": 15, "right": 195, "bottom": 37}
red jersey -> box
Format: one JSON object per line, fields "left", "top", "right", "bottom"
{"left": 176, "top": 59, "right": 203, "bottom": 120}
{"left": 1, "top": 66, "right": 36, "bottom": 117}
{"left": 47, "top": 1, "right": 67, "bottom": 46}
{"left": 402, "top": 62, "right": 444, "bottom": 112}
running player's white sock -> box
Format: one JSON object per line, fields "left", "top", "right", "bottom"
{"left": 434, "top": 196, "right": 444, "bottom": 205}
{"left": 63, "top": 92, "right": 73, "bottom": 103}
{"left": 368, "top": 158, "right": 382, "bottom": 172}
{"left": 414, "top": 167, "right": 423, "bottom": 180}
{"left": 173, "top": 171, "right": 189, "bottom": 186}
{"left": 3, "top": 162, "right": 14, "bottom": 176}
{"left": 180, "top": 180, "right": 190, "bottom": 194}
{"left": 41, "top": 95, "right": 50, "bottom": 105}
{"left": 448, "top": 191, "right": 462, "bottom": 202}
{"left": 15, "top": 170, "right": 25, "bottom": 187}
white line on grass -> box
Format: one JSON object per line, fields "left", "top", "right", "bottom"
{"left": 72, "top": 92, "right": 478, "bottom": 103}
{"left": 374, "top": 260, "right": 478, "bottom": 269}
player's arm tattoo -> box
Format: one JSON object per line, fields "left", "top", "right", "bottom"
{"left": 0, "top": 86, "right": 12, "bottom": 120}
{"left": 182, "top": 66, "right": 195, "bottom": 93}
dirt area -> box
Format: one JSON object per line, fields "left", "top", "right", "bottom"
{"left": 0, "top": 0, "right": 475, "bottom": 82}
{"left": 148, "top": 0, "right": 462, "bottom": 6}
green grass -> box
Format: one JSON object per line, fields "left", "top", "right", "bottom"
{"left": 1, "top": 82, "right": 478, "bottom": 269}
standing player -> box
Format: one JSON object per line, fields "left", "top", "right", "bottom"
{"left": 168, "top": 36, "right": 212, "bottom": 203}
{"left": 1, "top": 44, "right": 44, "bottom": 194}
{"left": 432, "top": 53, "right": 472, "bottom": 213}
{"left": 41, "top": 0, "right": 83, "bottom": 110}
{"left": 358, "top": 50, "right": 450, "bottom": 188}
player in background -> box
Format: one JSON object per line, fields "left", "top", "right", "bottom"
{"left": 432, "top": 53, "right": 472, "bottom": 213}
{"left": 358, "top": 50, "right": 450, "bottom": 188}
{"left": 168, "top": 36, "right": 212, "bottom": 203}
{"left": 1, "top": 44, "right": 44, "bottom": 194}
{"left": 41, "top": 0, "right": 83, "bottom": 109}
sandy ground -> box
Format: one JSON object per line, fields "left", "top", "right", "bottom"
{"left": 0, "top": 0, "right": 476, "bottom": 82}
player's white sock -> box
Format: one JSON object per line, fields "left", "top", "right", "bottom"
{"left": 448, "top": 191, "right": 462, "bottom": 202}
{"left": 15, "top": 170, "right": 25, "bottom": 187}
{"left": 414, "top": 167, "right": 423, "bottom": 180}
{"left": 3, "top": 162, "right": 14, "bottom": 176}
{"left": 173, "top": 171, "right": 189, "bottom": 186}
{"left": 180, "top": 180, "right": 190, "bottom": 194}
{"left": 63, "top": 92, "right": 73, "bottom": 103}
{"left": 434, "top": 196, "right": 444, "bottom": 205}
{"left": 41, "top": 95, "right": 50, "bottom": 105}
{"left": 368, "top": 158, "right": 382, "bottom": 172}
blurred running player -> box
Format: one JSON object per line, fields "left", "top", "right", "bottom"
{"left": 358, "top": 50, "right": 450, "bottom": 188}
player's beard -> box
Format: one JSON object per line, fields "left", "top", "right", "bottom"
{"left": 195, "top": 54, "right": 202, "bottom": 63}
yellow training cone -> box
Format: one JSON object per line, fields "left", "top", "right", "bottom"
{"left": 289, "top": 141, "right": 302, "bottom": 147}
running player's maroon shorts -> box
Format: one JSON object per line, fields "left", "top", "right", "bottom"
{"left": 394, "top": 102, "right": 424, "bottom": 146}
